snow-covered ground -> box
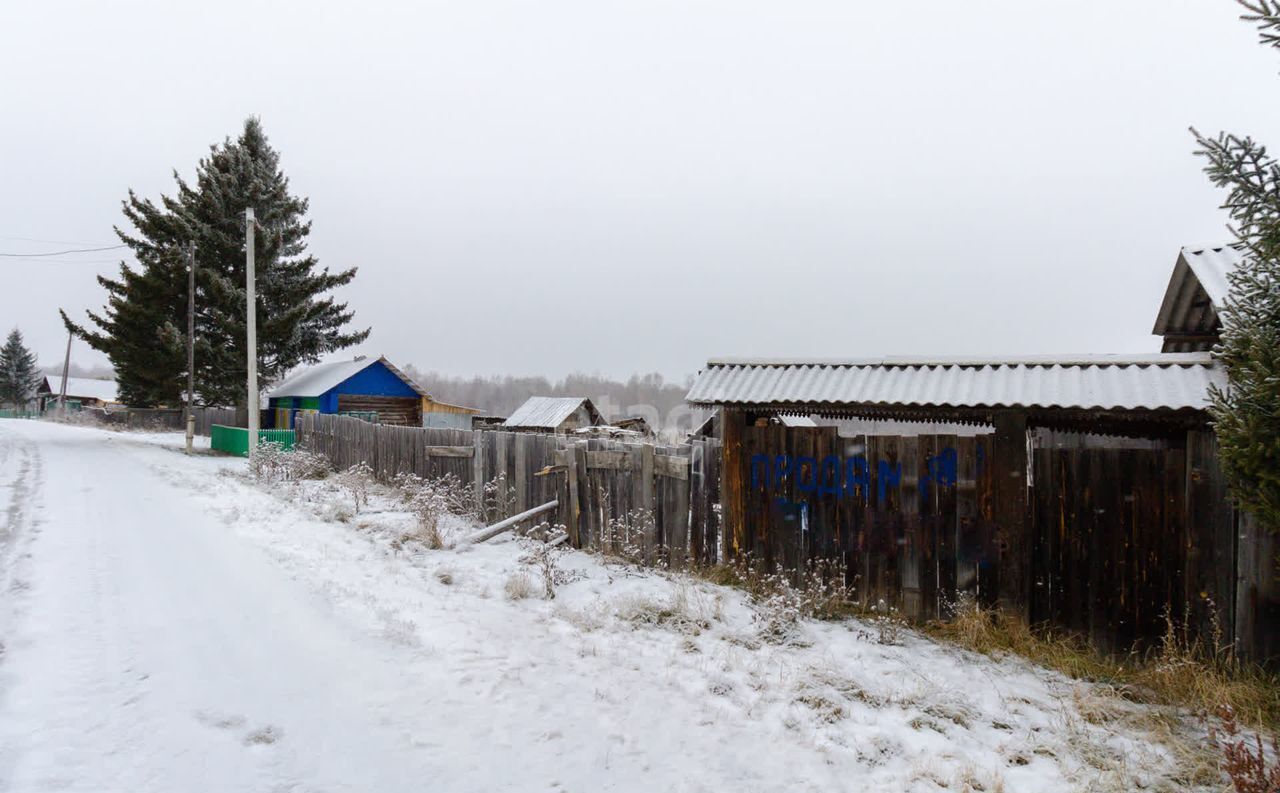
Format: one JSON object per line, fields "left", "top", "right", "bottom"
{"left": 0, "top": 420, "right": 1213, "bottom": 792}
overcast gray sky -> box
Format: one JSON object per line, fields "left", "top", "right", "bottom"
{"left": 2, "top": 1, "right": 1277, "bottom": 381}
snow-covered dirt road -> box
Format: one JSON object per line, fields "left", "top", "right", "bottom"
{"left": 0, "top": 420, "right": 1211, "bottom": 793}
{"left": 0, "top": 421, "right": 453, "bottom": 792}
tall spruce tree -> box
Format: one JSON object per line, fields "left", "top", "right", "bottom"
{"left": 65, "top": 117, "right": 368, "bottom": 408}
{"left": 1194, "top": 1, "right": 1280, "bottom": 532}
{"left": 0, "top": 329, "right": 41, "bottom": 409}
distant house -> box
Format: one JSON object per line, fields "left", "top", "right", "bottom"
{"left": 421, "top": 395, "right": 485, "bottom": 430}
{"left": 613, "top": 416, "right": 655, "bottom": 437}
{"left": 267, "top": 356, "right": 481, "bottom": 429}
{"left": 37, "top": 377, "right": 122, "bottom": 411}
{"left": 502, "top": 397, "right": 604, "bottom": 433}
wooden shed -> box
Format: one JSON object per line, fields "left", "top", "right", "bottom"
{"left": 684, "top": 244, "right": 1276, "bottom": 661}
{"left": 501, "top": 397, "right": 604, "bottom": 433}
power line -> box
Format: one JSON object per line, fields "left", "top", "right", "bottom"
{"left": 0, "top": 244, "right": 127, "bottom": 257}
{"left": 0, "top": 235, "right": 118, "bottom": 247}
{"left": 0, "top": 257, "right": 125, "bottom": 264}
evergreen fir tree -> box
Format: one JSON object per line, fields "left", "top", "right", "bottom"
{"left": 63, "top": 191, "right": 193, "bottom": 407}
{"left": 1194, "top": 0, "right": 1280, "bottom": 532}
{"left": 64, "top": 117, "right": 368, "bottom": 408}
{"left": 0, "top": 329, "right": 41, "bottom": 409}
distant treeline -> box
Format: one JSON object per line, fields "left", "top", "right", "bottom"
{"left": 402, "top": 367, "right": 696, "bottom": 428}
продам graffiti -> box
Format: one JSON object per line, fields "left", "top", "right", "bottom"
{"left": 750, "top": 447, "right": 958, "bottom": 504}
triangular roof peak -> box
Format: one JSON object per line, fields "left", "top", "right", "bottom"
{"left": 1152, "top": 244, "right": 1243, "bottom": 352}
{"left": 268, "top": 355, "right": 429, "bottom": 399}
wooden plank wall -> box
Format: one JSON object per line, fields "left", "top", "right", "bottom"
{"left": 295, "top": 413, "right": 723, "bottom": 563}
{"left": 1031, "top": 445, "right": 1187, "bottom": 654}
{"left": 734, "top": 426, "right": 971, "bottom": 619}
{"left": 724, "top": 421, "right": 1269, "bottom": 659}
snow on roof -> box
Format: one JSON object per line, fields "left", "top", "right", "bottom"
{"left": 1180, "top": 244, "right": 1240, "bottom": 309}
{"left": 1152, "top": 244, "right": 1243, "bottom": 346}
{"left": 43, "top": 377, "right": 119, "bottom": 403}
{"left": 502, "top": 397, "right": 599, "bottom": 429}
{"left": 686, "top": 354, "right": 1221, "bottom": 412}
{"left": 777, "top": 414, "right": 817, "bottom": 428}
{"left": 268, "top": 356, "right": 428, "bottom": 399}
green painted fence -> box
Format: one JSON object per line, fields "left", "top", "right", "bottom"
{"left": 0, "top": 409, "right": 39, "bottom": 419}
{"left": 210, "top": 424, "right": 296, "bottom": 457}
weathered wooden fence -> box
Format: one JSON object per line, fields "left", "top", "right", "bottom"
{"left": 291, "top": 412, "right": 1273, "bottom": 659}
{"left": 550, "top": 436, "right": 722, "bottom": 567}
{"left": 294, "top": 413, "right": 723, "bottom": 563}
{"left": 729, "top": 423, "right": 1274, "bottom": 659}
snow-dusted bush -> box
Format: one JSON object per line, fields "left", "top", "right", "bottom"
{"left": 517, "top": 538, "right": 574, "bottom": 599}
{"left": 753, "top": 577, "right": 807, "bottom": 644}
{"left": 482, "top": 473, "right": 516, "bottom": 522}
{"left": 335, "top": 461, "right": 373, "bottom": 513}
{"left": 602, "top": 509, "right": 651, "bottom": 566}
{"left": 250, "top": 443, "right": 331, "bottom": 484}
{"left": 248, "top": 442, "right": 289, "bottom": 482}
{"left": 869, "top": 599, "right": 904, "bottom": 646}
{"left": 393, "top": 472, "right": 471, "bottom": 548}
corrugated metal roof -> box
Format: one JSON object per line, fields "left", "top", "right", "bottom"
{"left": 1182, "top": 245, "right": 1240, "bottom": 309}
{"left": 502, "top": 396, "right": 597, "bottom": 429}
{"left": 1152, "top": 244, "right": 1243, "bottom": 350}
{"left": 268, "top": 356, "right": 428, "bottom": 399}
{"left": 685, "top": 354, "right": 1222, "bottom": 412}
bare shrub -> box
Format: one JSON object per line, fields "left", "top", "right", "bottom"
{"left": 482, "top": 473, "right": 516, "bottom": 522}
{"left": 518, "top": 537, "right": 581, "bottom": 599}
{"left": 601, "top": 509, "right": 651, "bottom": 566}
{"left": 393, "top": 472, "right": 471, "bottom": 549}
{"left": 334, "top": 461, "right": 373, "bottom": 513}
{"left": 248, "top": 441, "right": 290, "bottom": 483}
{"left": 870, "top": 599, "right": 904, "bottom": 646}
{"left": 250, "top": 443, "right": 331, "bottom": 484}
{"left": 287, "top": 449, "right": 331, "bottom": 480}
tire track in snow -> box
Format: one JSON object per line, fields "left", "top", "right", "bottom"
{"left": 0, "top": 424, "right": 43, "bottom": 623}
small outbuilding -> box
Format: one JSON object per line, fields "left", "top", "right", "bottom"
{"left": 683, "top": 242, "right": 1275, "bottom": 662}
{"left": 268, "top": 356, "right": 425, "bottom": 428}
{"left": 421, "top": 395, "right": 485, "bottom": 430}
{"left": 37, "top": 377, "right": 122, "bottom": 411}
{"left": 501, "top": 396, "right": 604, "bottom": 433}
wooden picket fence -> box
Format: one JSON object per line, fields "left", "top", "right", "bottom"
{"left": 294, "top": 413, "right": 723, "bottom": 565}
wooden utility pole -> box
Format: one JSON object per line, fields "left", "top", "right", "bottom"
{"left": 185, "top": 241, "right": 197, "bottom": 454}
{"left": 245, "top": 208, "right": 259, "bottom": 456}
{"left": 57, "top": 330, "right": 72, "bottom": 413}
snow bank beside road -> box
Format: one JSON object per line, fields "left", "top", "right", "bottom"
{"left": 0, "top": 422, "right": 1214, "bottom": 792}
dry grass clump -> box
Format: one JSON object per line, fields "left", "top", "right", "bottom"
{"left": 700, "top": 556, "right": 863, "bottom": 621}
{"left": 504, "top": 572, "right": 537, "bottom": 600}
{"left": 614, "top": 587, "right": 716, "bottom": 636}
{"left": 931, "top": 597, "right": 1280, "bottom": 734}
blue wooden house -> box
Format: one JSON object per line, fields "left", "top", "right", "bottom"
{"left": 268, "top": 356, "right": 430, "bottom": 428}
